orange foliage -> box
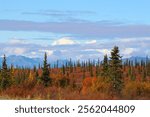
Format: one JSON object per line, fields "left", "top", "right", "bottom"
{"left": 82, "top": 77, "right": 97, "bottom": 95}
{"left": 1, "top": 64, "right": 150, "bottom": 100}
{"left": 122, "top": 81, "right": 150, "bottom": 99}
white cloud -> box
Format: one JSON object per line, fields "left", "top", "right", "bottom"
{"left": 122, "top": 48, "right": 138, "bottom": 57}
{"left": 116, "top": 37, "right": 150, "bottom": 43}
{"left": 4, "top": 47, "right": 26, "bottom": 55}
{"left": 9, "top": 39, "right": 27, "bottom": 44}
{"left": 52, "top": 37, "right": 76, "bottom": 45}
{"left": 83, "top": 49, "right": 96, "bottom": 51}
{"left": 31, "top": 52, "right": 36, "bottom": 55}
{"left": 39, "top": 49, "right": 53, "bottom": 56}
{"left": 14, "top": 48, "right": 26, "bottom": 54}
{"left": 0, "top": 36, "right": 150, "bottom": 60}
{"left": 96, "top": 49, "right": 110, "bottom": 55}
{"left": 29, "top": 51, "right": 38, "bottom": 58}
{"left": 86, "top": 40, "right": 97, "bottom": 44}
{"left": 84, "top": 49, "right": 110, "bottom": 55}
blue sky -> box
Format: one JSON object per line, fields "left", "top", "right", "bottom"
{"left": 0, "top": 0, "right": 150, "bottom": 60}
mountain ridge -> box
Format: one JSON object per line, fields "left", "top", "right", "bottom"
{"left": 0, "top": 55, "right": 149, "bottom": 68}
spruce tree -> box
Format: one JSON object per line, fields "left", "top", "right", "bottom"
{"left": 109, "top": 46, "right": 123, "bottom": 95}
{"left": 0, "top": 55, "right": 11, "bottom": 90}
{"left": 96, "top": 64, "right": 99, "bottom": 78}
{"left": 82, "top": 62, "right": 86, "bottom": 79}
{"left": 90, "top": 65, "right": 93, "bottom": 77}
{"left": 101, "top": 54, "right": 109, "bottom": 78}
{"left": 130, "top": 67, "right": 136, "bottom": 81}
{"left": 35, "top": 70, "right": 39, "bottom": 80}
{"left": 41, "top": 53, "right": 51, "bottom": 86}
{"left": 62, "top": 64, "right": 65, "bottom": 75}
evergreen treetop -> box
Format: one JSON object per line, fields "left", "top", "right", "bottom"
{"left": 41, "top": 53, "right": 51, "bottom": 86}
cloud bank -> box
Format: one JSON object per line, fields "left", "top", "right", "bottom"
{"left": 0, "top": 37, "right": 149, "bottom": 61}
{"left": 1, "top": 20, "right": 150, "bottom": 38}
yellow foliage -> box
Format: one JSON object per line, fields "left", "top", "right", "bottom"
{"left": 82, "top": 77, "right": 111, "bottom": 95}
{"left": 122, "top": 81, "right": 150, "bottom": 99}
{"left": 91, "top": 78, "right": 111, "bottom": 94}
{"left": 28, "top": 71, "right": 35, "bottom": 82}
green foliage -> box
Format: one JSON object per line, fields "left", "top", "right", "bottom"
{"left": 90, "top": 65, "right": 93, "bottom": 77}
{"left": 58, "top": 77, "right": 70, "bottom": 88}
{"left": 109, "top": 46, "right": 123, "bottom": 95}
{"left": 82, "top": 62, "right": 86, "bottom": 79}
{"left": 101, "top": 54, "right": 109, "bottom": 78}
{"left": 130, "top": 67, "right": 136, "bottom": 81}
{"left": 41, "top": 53, "right": 51, "bottom": 87}
{"left": 62, "top": 64, "right": 65, "bottom": 75}
{"left": 1, "top": 47, "right": 150, "bottom": 99}
{"left": 0, "top": 55, "right": 11, "bottom": 90}
{"left": 95, "top": 64, "right": 99, "bottom": 78}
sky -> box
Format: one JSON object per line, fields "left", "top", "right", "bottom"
{"left": 0, "top": 0, "right": 150, "bottom": 60}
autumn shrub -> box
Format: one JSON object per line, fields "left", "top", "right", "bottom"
{"left": 122, "top": 81, "right": 150, "bottom": 99}
{"left": 91, "top": 78, "right": 111, "bottom": 94}
{"left": 82, "top": 77, "right": 96, "bottom": 95}
{"left": 142, "top": 82, "right": 150, "bottom": 98}
{"left": 122, "top": 81, "right": 140, "bottom": 99}
{"left": 54, "top": 77, "right": 70, "bottom": 88}
{"left": 82, "top": 77, "right": 111, "bottom": 99}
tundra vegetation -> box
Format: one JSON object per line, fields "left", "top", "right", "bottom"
{"left": 0, "top": 46, "right": 150, "bottom": 100}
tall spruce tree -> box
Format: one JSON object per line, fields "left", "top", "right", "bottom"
{"left": 101, "top": 54, "right": 109, "bottom": 78}
{"left": 109, "top": 46, "right": 123, "bottom": 95}
{"left": 0, "top": 55, "right": 11, "bottom": 90}
{"left": 41, "top": 53, "right": 51, "bottom": 86}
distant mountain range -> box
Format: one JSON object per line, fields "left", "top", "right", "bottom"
{"left": 0, "top": 55, "right": 149, "bottom": 68}
{"left": 122, "top": 56, "right": 149, "bottom": 64}
{"left": 0, "top": 55, "right": 42, "bottom": 68}
{"left": 0, "top": 55, "right": 68, "bottom": 68}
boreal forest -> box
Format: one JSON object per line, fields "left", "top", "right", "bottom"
{"left": 0, "top": 46, "right": 150, "bottom": 100}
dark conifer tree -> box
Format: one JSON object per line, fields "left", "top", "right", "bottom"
{"left": 33, "top": 65, "right": 36, "bottom": 72}
{"left": 0, "top": 55, "right": 11, "bottom": 89}
{"left": 56, "top": 60, "right": 59, "bottom": 69}
{"left": 96, "top": 64, "right": 99, "bottom": 78}
{"left": 35, "top": 70, "right": 39, "bottom": 80}
{"left": 109, "top": 46, "right": 123, "bottom": 95}
{"left": 41, "top": 53, "right": 51, "bottom": 86}
{"left": 82, "top": 62, "right": 86, "bottom": 79}
{"left": 69, "top": 58, "right": 73, "bottom": 73}
{"left": 62, "top": 64, "right": 65, "bottom": 75}
{"left": 38, "top": 63, "right": 41, "bottom": 69}
{"left": 101, "top": 54, "right": 109, "bottom": 78}
{"left": 77, "top": 60, "right": 81, "bottom": 67}
{"left": 90, "top": 63, "right": 93, "bottom": 77}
